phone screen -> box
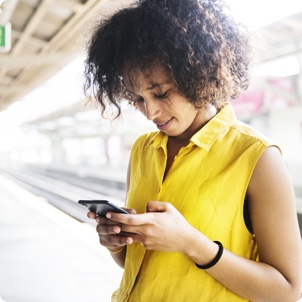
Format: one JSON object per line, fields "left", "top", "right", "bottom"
{"left": 78, "top": 200, "right": 128, "bottom": 217}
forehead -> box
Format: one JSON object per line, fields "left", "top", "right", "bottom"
{"left": 122, "top": 64, "right": 173, "bottom": 92}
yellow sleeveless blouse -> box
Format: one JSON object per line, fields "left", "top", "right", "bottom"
{"left": 112, "top": 103, "right": 277, "bottom": 301}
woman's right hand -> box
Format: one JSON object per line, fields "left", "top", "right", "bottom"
{"left": 87, "top": 208, "right": 136, "bottom": 252}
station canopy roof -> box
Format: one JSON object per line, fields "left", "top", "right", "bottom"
{"left": 0, "top": 0, "right": 301, "bottom": 112}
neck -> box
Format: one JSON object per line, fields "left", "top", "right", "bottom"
{"left": 170, "top": 105, "right": 218, "bottom": 143}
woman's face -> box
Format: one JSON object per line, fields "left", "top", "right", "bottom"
{"left": 123, "top": 65, "right": 216, "bottom": 141}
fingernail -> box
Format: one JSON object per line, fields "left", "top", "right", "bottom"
{"left": 113, "top": 226, "right": 120, "bottom": 234}
{"left": 106, "top": 213, "right": 111, "bottom": 219}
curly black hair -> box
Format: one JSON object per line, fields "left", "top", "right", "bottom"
{"left": 84, "top": 0, "right": 251, "bottom": 117}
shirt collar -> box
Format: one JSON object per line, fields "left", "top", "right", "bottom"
{"left": 146, "top": 130, "right": 168, "bottom": 150}
{"left": 146, "top": 103, "right": 236, "bottom": 152}
{"left": 191, "top": 102, "right": 236, "bottom": 151}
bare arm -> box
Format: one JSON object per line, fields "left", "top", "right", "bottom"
{"left": 186, "top": 146, "right": 302, "bottom": 301}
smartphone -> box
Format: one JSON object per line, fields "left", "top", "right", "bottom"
{"left": 78, "top": 200, "right": 128, "bottom": 217}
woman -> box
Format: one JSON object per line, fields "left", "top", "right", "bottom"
{"left": 84, "top": 0, "right": 302, "bottom": 301}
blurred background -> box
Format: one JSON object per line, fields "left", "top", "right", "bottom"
{"left": 0, "top": 0, "right": 301, "bottom": 301}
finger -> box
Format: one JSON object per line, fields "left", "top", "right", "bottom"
{"left": 87, "top": 211, "right": 96, "bottom": 219}
{"left": 96, "top": 215, "right": 122, "bottom": 225}
{"left": 100, "top": 234, "right": 134, "bottom": 246}
{"left": 96, "top": 223, "right": 122, "bottom": 235}
{"left": 106, "top": 212, "right": 147, "bottom": 226}
{"left": 123, "top": 207, "right": 137, "bottom": 214}
{"left": 119, "top": 231, "right": 136, "bottom": 237}
{"left": 125, "top": 233, "right": 143, "bottom": 243}
{"left": 146, "top": 201, "right": 169, "bottom": 213}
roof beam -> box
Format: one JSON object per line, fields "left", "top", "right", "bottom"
{"left": 0, "top": 53, "right": 79, "bottom": 67}
{"left": 11, "top": 0, "right": 54, "bottom": 55}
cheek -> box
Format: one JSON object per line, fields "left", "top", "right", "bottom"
{"left": 178, "top": 108, "right": 199, "bottom": 125}
{"left": 173, "top": 101, "right": 196, "bottom": 117}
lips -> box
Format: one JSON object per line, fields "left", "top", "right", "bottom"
{"left": 158, "top": 120, "right": 169, "bottom": 126}
{"left": 155, "top": 118, "right": 173, "bottom": 131}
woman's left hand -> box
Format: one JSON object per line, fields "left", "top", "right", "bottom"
{"left": 105, "top": 201, "right": 197, "bottom": 253}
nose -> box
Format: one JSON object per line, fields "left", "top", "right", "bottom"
{"left": 143, "top": 99, "right": 161, "bottom": 121}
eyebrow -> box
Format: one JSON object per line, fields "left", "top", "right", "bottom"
{"left": 145, "top": 81, "right": 170, "bottom": 91}
{"left": 145, "top": 83, "right": 161, "bottom": 91}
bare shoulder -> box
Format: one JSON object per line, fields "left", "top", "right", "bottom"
{"left": 247, "top": 146, "right": 297, "bottom": 235}
{"left": 248, "top": 146, "right": 293, "bottom": 196}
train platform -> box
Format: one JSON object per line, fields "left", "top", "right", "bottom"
{"left": 0, "top": 169, "right": 301, "bottom": 302}
{"left": 0, "top": 175, "right": 123, "bottom": 302}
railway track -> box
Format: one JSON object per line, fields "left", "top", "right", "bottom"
{"left": 0, "top": 165, "right": 125, "bottom": 223}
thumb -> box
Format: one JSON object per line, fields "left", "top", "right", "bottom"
{"left": 146, "top": 201, "right": 168, "bottom": 213}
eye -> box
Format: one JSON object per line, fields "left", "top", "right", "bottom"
{"left": 154, "top": 90, "right": 170, "bottom": 100}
